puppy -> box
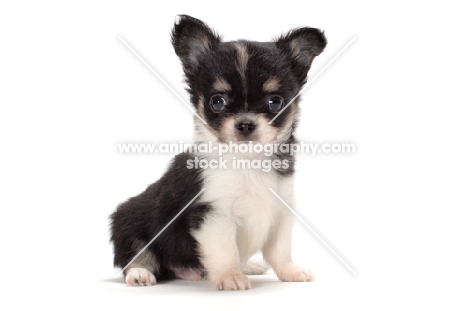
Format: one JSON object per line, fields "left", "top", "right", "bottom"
{"left": 110, "top": 15, "right": 326, "bottom": 290}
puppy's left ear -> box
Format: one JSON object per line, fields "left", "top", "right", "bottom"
{"left": 276, "top": 28, "right": 327, "bottom": 84}
{"left": 171, "top": 15, "right": 221, "bottom": 74}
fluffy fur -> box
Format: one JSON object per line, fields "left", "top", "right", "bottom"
{"left": 110, "top": 15, "right": 326, "bottom": 290}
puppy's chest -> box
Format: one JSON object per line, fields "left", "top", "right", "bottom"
{"left": 200, "top": 161, "right": 291, "bottom": 257}
{"left": 202, "top": 167, "right": 280, "bottom": 225}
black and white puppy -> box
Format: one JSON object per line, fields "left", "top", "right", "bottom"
{"left": 110, "top": 15, "right": 326, "bottom": 290}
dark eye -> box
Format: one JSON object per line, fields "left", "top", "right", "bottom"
{"left": 210, "top": 95, "right": 227, "bottom": 112}
{"left": 268, "top": 95, "right": 284, "bottom": 113}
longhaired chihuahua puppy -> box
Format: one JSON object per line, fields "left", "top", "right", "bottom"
{"left": 110, "top": 15, "right": 326, "bottom": 290}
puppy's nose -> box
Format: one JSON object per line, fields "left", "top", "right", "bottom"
{"left": 235, "top": 121, "right": 256, "bottom": 136}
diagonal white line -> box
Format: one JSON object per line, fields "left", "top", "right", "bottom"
{"left": 119, "top": 188, "right": 206, "bottom": 274}
{"left": 269, "top": 37, "right": 356, "bottom": 124}
{"left": 268, "top": 188, "right": 357, "bottom": 275}
{"left": 118, "top": 36, "right": 207, "bottom": 125}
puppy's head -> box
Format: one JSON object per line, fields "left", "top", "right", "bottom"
{"left": 172, "top": 15, "right": 326, "bottom": 144}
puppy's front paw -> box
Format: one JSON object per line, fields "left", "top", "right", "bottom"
{"left": 214, "top": 273, "right": 251, "bottom": 290}
{"left": 276, "top": 265, "right": 315, "bottom": 282}
{"left": 125, "top": 268, "right": 157, "bottom": 286}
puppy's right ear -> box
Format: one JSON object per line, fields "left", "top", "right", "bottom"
{"left": 171, "top": 15, "right": 221, "bottom": 74}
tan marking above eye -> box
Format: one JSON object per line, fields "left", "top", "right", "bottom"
{"left": 213, "top": 77, "right": 232, "bottom": 93}
{"left": 263, "top": 77, "right": 281, "bottom": 93}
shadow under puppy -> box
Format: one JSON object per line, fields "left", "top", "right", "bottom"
{"left": 110, "top": 15, "right": 326, "bottom": 290}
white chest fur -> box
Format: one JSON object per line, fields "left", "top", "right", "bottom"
{"left": 197, "top": 152, "right": 294, "bottom": 262}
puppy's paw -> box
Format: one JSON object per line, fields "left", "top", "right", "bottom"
{"left": 276, "top": 265, "right": 315, "bottom": 282}
{"left": 242, "top": 258, "right": 270, "bottom": 275}
{"left": 125, "top": 268, "right": 157, "bottom": 286}
{"left": 213, "top": 273, "right": 251, "bottom": 290}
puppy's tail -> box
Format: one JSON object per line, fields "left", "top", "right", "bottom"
{"left": 242, "top": 258, "right": 270, "bottom": 275}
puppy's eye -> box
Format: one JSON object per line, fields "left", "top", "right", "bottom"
{"left": 268, "top": 95, "right": 284, "bottom": 113}
{"left": 210, "top": 95, "right": 227, "bottom": 112}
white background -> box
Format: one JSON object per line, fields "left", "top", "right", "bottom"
{"left": 1, "top": 1, "right": 467, "bottom": 310}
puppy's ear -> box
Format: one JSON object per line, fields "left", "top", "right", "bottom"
{"left": 276, "top": 28, "right": 327, "bottom": 84}
{"left": 171, "top": 15, "right": 221, "bottom": 74}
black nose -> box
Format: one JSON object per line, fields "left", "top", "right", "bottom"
{"left": 236, "top": 121, "right": 256, "bottom": 136}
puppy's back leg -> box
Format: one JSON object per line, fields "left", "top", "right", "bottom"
{"left": 124, "top": 241, "right": 160, "bottom": 286}
{"left": 241, "top": 258, "right": 270, "bottom": 275}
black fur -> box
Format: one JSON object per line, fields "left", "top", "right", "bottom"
{"left": 110, "top": 152, "right": 209, "bottom": 279}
